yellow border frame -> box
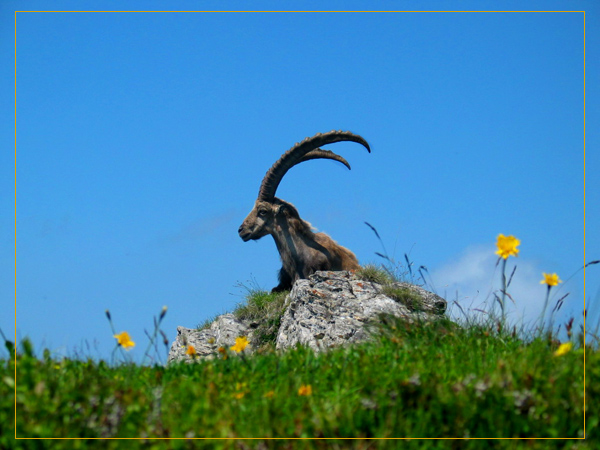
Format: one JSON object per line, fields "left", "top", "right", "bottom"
{"left": 13, "top": 9, "right": 587, "bottom": 442}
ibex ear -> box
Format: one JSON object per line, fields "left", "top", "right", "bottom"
{"left": 276, "top": 203, "right": 294, "bottom": 218}
{"left": 279, "top": 203, "right": 299, "bottom": 219}
{"left": 273, "top": 204, "right": 283, "bottom": 215}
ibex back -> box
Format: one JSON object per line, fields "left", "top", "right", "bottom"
{"left": 238, "top": 130, "right": 371, "bottom": 292}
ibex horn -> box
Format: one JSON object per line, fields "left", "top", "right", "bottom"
{"left": 257, "top": 130, "right": 370, "bottom": 201}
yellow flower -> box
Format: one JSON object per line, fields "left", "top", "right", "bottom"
{"left": 217, "top": 346, "right": 228, "bottom": 359}
{"left": 495, "top": 234, "right": 520, "bottom": 259}
{"left": 233, "top": 382, "right": 248, "bottom": 399}
{"left": 263, "top": 390, "right": 275, "bottom": 398}
{"left": 185, "top": 345, "right": 197, "bottom": 356}
{"left": 114, "top": 332, "right": 135, "bottom": 350}
{"left": 540, "top": 273, "right": 562, "bottom": 287}
{"left": 554, "top": 342, "right": 573, "bottom": 357}
{"left": 230, "top": 336, "right": 250, "bottom": 353}
{"left": 298, "top": 384, "right": 312, "bottom": 396}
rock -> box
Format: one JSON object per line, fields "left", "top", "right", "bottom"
{"left": 167, "top": 314, "right": 252, "bottom": 364}
{"left": 168, "top": 271, "right": 447, "bottom": 363}
{"left": 275, "top": 271, "right": 446, "bottom": 352}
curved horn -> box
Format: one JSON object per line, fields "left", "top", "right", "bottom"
{"left": 299, "top": 149, "right": 352, "bottom": 170}
{"left": 257, "top": 130, "right": 370, "bottom": 201}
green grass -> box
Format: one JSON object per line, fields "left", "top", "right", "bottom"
{"left": 358, "top": 264, "right": 426, "bottom": 311}
{"left": 233, "top": 289, "right": 288, "bottom": 349}
{"left": 356, "top": 264, "right": 396, "bottom": 285}
{"left": 381, "top": 286, "right": 425, "bottom": 311}
{"left": 2, "top": 315, "right": 595, "bottom": 449}
{"left": 3, "top": 260, "right": 596, "bottom": 449}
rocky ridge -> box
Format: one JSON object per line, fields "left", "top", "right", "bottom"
{"left": 168, "top": 270, "right": 447, "bottom": 363}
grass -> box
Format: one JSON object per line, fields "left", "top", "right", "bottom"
{"left": 381, "top": 286, "right": 425, "bottom": 311}
{"left": 2, "top": 309, "right": 596, "bottom": 448}
{"left": 233, "top": 289, "right": 288, "bottom": 349}
{"left": 357, "top": 264, "right": 426, "bottom": 311}
{"left": 195, "top": 284, "right": 288, "bottom": 351}
{"left": 3, "top": 228, "right": 597, "bottom": 448}
{"left": 356, "top": 264, "right": 396, "bottom": 285}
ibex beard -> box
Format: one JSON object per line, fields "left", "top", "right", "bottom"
{"left": 238, "top": 130, "right": 370, "bottom": 292}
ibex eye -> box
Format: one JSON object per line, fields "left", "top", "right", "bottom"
{"left": 258, "top": 210, "right": 267, "bottom": 216}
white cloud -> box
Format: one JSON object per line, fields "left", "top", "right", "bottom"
{"left": 431, "top": 246, "right": 560, "bottom": 331}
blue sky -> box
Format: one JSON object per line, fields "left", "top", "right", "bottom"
{"left": 4, "top": 1, "right": 598, "bottom": 361}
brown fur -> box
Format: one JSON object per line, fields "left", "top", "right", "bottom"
{"left": 238, "top": 198, "right": 360, "bottom": 292}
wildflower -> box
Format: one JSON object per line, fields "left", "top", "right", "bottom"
{"left": 495, "top": 234, "right": 520, "bottom": 327}
{"left": 113, "top": 332, "right": 135, "bottom": 350}
{"left": 554, "top": 342, "right": 573, "bottom": 357}
{"left": 495, "top": 234, "right": 520, "bottom": 259}
{"left": 298, "top": 384, "right": 312, "bottom": 396}
{"left": 230, "top": 336, "right": 250, "bottom": 353}
{"left": 539, "top": 273, "right": 563, "bottom": 329}
{"left": 233, "top": 382, "right": 248, "bottom": 399}
{"left": 217, "top": 346, "right": 228, "bottom": 359}
{"left": 540, "top": 273, "right": 562, "bottom": 287}
{"left": 185, "top": 345, "right": 197, "bottom": 357}
{"left": 263, "top": 390, "right": 275, "bottom": 398}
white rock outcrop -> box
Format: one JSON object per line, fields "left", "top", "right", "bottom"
{"left": 168, "top": 271, "right": 446, "bottom": 363}
{"left": 275, "top": 271, "right": 446, "bottom": 352}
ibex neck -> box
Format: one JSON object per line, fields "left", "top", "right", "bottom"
{"left": 270, "top": 216, "right": 313, "bottom": 271}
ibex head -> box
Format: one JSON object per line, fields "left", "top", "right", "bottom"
{"left": 238, "top": 130, "right": 371, "bottom": 242}
{"left": 238, "top": 198, "right": 290, "bottom": 242}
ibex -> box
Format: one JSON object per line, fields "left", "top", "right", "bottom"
{"left": 238, "top": 130, "right": 371, "bottom": 292}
